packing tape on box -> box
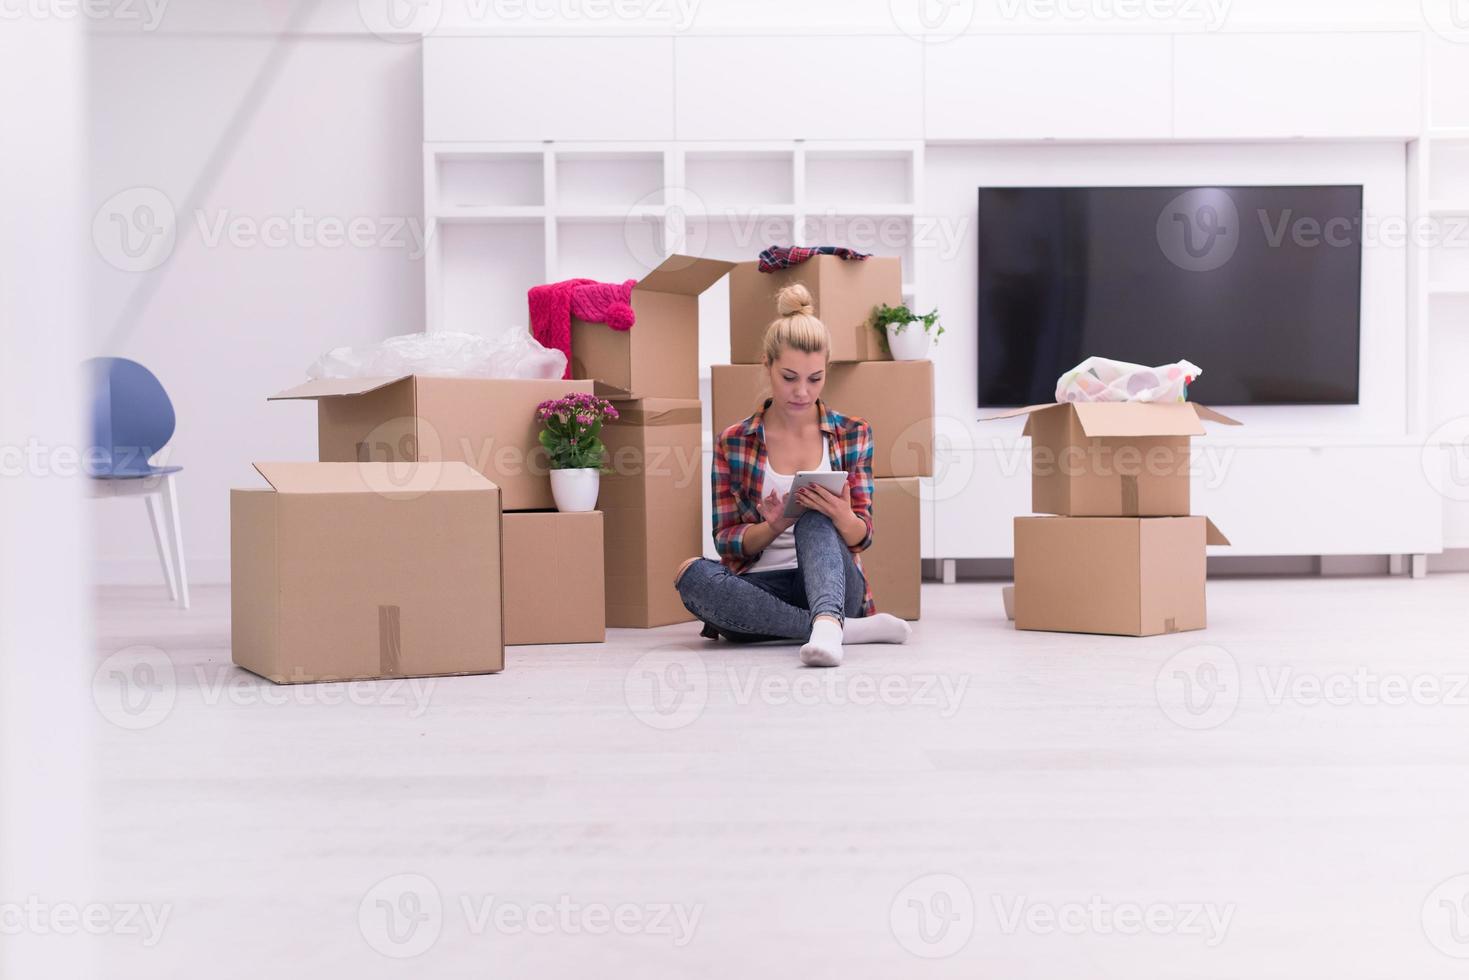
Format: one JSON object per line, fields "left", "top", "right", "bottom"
{"left": 379, "top": 604, "right": 402, "bottom": 675}
{"left": 1121, "top": 475, "right": 1139, "bottom": 516}
{"left": 610, "top": 405, "right": 702, "bottom": 427}
{"left": 1164, "top": 617, "right": 1178, "bottom": 634}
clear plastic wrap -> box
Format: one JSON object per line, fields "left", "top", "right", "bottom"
{"left": 1056, "top": 356, "right": 1202, "bottom": 404}
{"left": 307, "top": 328, "right": 567, "bottom": 381}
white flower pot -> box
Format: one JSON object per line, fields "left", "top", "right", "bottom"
{"left": 886, "top": 322, "right": 932, "bottom": 361}
{"left": 550, "top": 467, "right": 600, "bottom": 512}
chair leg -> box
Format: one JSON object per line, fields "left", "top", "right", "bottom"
{"left": 144, "top": 491, "right": 179, "bottom": 603}
{"left": 161, "top": 473, "right": 190, "bottom": 610}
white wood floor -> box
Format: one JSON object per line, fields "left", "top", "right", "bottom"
{"left": 92, "top": 575, "right": 1469, "bottom": 979}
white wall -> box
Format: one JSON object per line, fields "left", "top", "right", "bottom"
{"left": 89, "top": 30, "right": 425, "bottom": 583}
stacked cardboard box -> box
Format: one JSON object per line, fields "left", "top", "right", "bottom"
{"left": 990, "top": 401, "right": 1239, "bottom": 636}
{"left": 264, "top": 373, "right": 605, "bottom": 650}
{"left": 570, "top": 255, "right": 735, "bottom": 628}
{"left": 712, "top": 254, "right": 930, "bottom": 621}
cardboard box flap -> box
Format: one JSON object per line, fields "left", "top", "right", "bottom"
{"left": 635, "top": 254, "right": 737, "bottom": 297}
{"left": 981, "top": 403, "right": 1058, "bottom": 422}
{"left": 1192, "top": 404, "right": 1243, "bottom": 426}
{"left": 252, "top": 461, "right": 495, "bottom": 495}
{"left": 980, "top": 403, "right": 1060, "bottom": 438}
{"left": 268, "top": 376, "right": 411, "bottom": 401}
{"left": 1204, "top": 517, "right": 1230, "bottom": 546}
{"left": 1072, "top": 402, "right": 1206, "bottom": 437}
{"left": 610, "top": 399, "right": 703, "bottom": 427}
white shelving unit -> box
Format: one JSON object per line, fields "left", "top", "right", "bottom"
{"left": 1417, "top": 35, "right": 1469, "bottom": 550}
{"left": 423, "top": 140, "right": 924, "bottom": 370}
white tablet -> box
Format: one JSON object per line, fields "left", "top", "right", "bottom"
{"left": 782, "top": 471, "right": 849, "bottom": 518}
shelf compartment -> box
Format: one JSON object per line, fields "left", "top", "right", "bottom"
{"left": 685, "top": 150, "right": 795, "bottom": 210}
{"left": 436, "top": 152, "right": 543, "bottom": 209}
{"left": 804, "top": 149, "right": 914, "bottom": 208}
{"left": 437, "top": 221, "right": 545, "bottom": 337}
{"left": 556, "top": 151, "right": 665, "bottom": 209}
{"left": 556, "top": 218, "right": 670, "bottom": 284}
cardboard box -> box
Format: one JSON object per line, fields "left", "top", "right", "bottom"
{"left": 502, "top": 510, "right": 605, "bottom": 645}
{"left": 985, "top": 402, "right": 1241, "bottom": 517}
{"left": 269, "top": 375, "right": 593, "bottom": 512}
{"left": 1012, "top": 515, "right": 1229, "bottom": 636}
{"left": 569, "top": 254, "right": 736, "bottom": 400}
{"left": 710, "top": 360, "right": 934, "bottom": 478}
{"left": 863, "top": 477, "right": 921, "bottom": 620}
{"left": 231, "top": 461, "right": 504, "bottom": 683}
{"left": 599, "top": 397, "right": 704, "bottom": 628}
{"left": 728, "top": 255, "right": 902, "bottom": 364}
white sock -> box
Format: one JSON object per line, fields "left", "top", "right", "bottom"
{"left": 842, "top": 613, "right": 912, "bottom": 645}
{"left": 800, "top": 617, "right": 844, "bottom": 668}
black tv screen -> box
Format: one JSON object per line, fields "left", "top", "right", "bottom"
{"left": 976, "top": 185, "right": 1363, "bottom": 407}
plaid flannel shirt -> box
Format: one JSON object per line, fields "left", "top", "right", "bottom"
{"left": 711, "top": 397, "right": 877, "bottom": 617}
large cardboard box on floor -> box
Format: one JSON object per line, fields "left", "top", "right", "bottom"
{"left": 728, "top": 255, "right": 902, "bottom": 363}
{"left": 231, "top": 461, "right": 504, "bottom": 683}
{"left": 502, "top": 510, "right": 605, "bottom": 645}
{"left": 569, "top": 254, "right": 736, "bottom": 400}
{"left": 599, "top": 397, "right": 703, "bottom": 627}
{"left": 269, "top": 375, "right": 593, "bottom": 512}
{"left": 710, "top": 360, "right": 934, "bottom": 478}
{"left": 1012, "top": 515, "right": 1229, "bottom": 636}
{"left": 863, "top": 477, "right": 921, "bottom": 620}
{"left": 985, "top": 402, "right": 1240, "bottom": 517}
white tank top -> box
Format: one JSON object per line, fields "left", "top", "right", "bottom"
{"left": 748, "top": 434, "right": 832, "bottom": 574}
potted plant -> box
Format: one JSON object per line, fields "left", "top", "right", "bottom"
{"left": 536, "top": 392, "right": 619, "bottom": 512}
{"left": 872, "top": 303, "right": 944, "bottom": 361}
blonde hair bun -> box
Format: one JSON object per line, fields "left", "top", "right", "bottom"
{"left": 761, "top": 281, "right": 830, "bottom": 366}
{"left": 775, "top": 283, "right": 816, "bottom": 318}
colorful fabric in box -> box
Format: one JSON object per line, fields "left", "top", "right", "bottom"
{"left": 710, "top": 397, "right": 876, "bottom": 617}
{"left": 756, "top": 245, "right": 872, "bottom": 273}
{"left": 528, "top": 278, "right": 637, "bottom": 381}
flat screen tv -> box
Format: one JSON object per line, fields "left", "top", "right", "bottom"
{"left": 976, "top": 185, "right": 1363, "bottom": 407}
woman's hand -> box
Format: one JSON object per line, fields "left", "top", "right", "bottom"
{"left": 757, "top": 488, "right": 795, "bottom": 534}
{"left": 795, "top": 481, "right": 855, "bottom": 523}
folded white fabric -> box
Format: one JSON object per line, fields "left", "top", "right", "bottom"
{"left": 1055, "top": 356, "right": 1202, "bottom": 403}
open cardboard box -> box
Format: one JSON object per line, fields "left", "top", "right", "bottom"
{"left": 985, "top": 401, "right": 1241, "bottom": 517}
{"left": 710, "top": 360, "right": 934, "bottom": 478}
{"left": 269, "top": 375, "right": 593, "bottom": 512}
{"left": 728, "top": 255, "right": 902, "bottom": 364}
{"left": 570, "top": 254, "right": 736, "bottom": 400}
{"left": 1013, "top": 515, "right": 1230, "bottom": 636}
{"left": 231, "top": 461, "right": 504, "bottom": 683}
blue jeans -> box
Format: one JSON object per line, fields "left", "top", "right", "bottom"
{"left": 675, "top": 511, "right": 867, "bottom": 643}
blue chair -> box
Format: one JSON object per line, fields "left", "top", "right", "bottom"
{"left": 87, "top": 357, "right": 189, "bottom": 608}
